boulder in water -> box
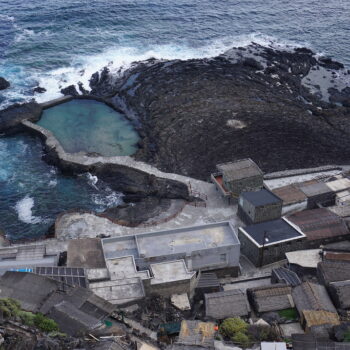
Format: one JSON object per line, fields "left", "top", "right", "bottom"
{"left": 60, "top": 84, "right": 79, "bottom": 96}
{"left": 33, "top": 86, "right": 46, "bottom": 93}
{"left": 0, "top": 77, "right": 10, "bottom": 90}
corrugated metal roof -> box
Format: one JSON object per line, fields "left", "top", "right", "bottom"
{"left": 324, "top": 251, "right": 350, "bottom": 262}
{"left": 326, "top": 178, "right": 350, "bottom": 193}
{"left": 216, "top": 158, "right": 263, "bottom": 181}
{"left": 272, "top": 267, "right": 301, "bottom": 287}
{"left": 272, "top": 184, "right": 307, "bottom": 205}
{"left": 287, "top": 208, "right": 349, "bottom": 241}
{"left": 299, "top": 182, "right": 333, "bottom": 197}
{"left": 318, "top": 261, "right": 350, "bottom": 284}
{"left": 249, "top": 284, "right": 292, "bottom": 298}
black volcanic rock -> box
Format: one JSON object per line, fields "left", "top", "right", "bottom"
{"left": 86, "top": 44, "right": 350, "bottom": 180}
{"left": 0, "top": 101, "right": 43, "bottom": 134}
{"left": 78, "top": 81, "right": 89, "bottom": 94}
{"left": 33, "top": 86, "right": 46, "bottom": 93}
{"left": 60, "top": 84, "right": 79, "bottom": 96}
{"left": 0, "top": 77, "right": 10, "bottom": 90}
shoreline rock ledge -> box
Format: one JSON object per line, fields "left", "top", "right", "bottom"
{"left": 0, "top": 77, "right": 10, "bottom": 90}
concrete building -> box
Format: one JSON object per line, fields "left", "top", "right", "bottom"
{"left": 94, "top": 222, "right": 240, "bottom": 304}
{"left": 211, "top": 158, "right": 263, "bottom": 203}
{"left": 238, "top": 218, "right": 306, "bottom": 266}
{"left": 238, "top": 188, "right": 282, "bottom": 224}
{"left": 102, "top": 221, "right": 241, "bottom": 277}
{"left": 0, "top": 245, "right": 58, "bottom": 275}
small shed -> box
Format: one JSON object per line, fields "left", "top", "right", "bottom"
{"left": 301, "top": 310, "right": 340, "bottom": 336}
{"left": 292, "top": 282, "right": 337, "bottom": 319}
{"left": 176, "top": 320, "right": 216, "bottom": 349}
{"left": 215, "top": 158, "right": 263, "bottom": 197}
{"left": 271, "top": 267, "right": 301, "bottom": 287}
{"left": 299, "top": 182, "right": 335, "bottom": 209}
{"left": 328, "top": 280, "right": 350, "bottom": 309}
{"left": 247, "top": 284, "right": 294, "bottom": 313}
{"left": 317, "top": 261, "right": 350, "bottom": 285}
{"left": 238, "top": 188, "right": 282, "bottom": 224}
{"left": 205, "top": 289, "right": 250, "bottom": 319}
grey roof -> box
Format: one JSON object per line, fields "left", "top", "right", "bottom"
{"left": 292, "top": 282, "right": 337, "bottom": 314}
{"left": 241, "top": 189, "right": 282, "bottom": 207}
{"left": 317, "top": 261, "right": 350, "bottom": 285}
{"left": 47, "top": 300, "right": 101, "bottom": 336}
{"left": 0, "top": 271, "right": 62, "bottom": 312}
{"left": 205, "top": 289, "right": 250, "bottom": 319}
{"left": 329, "top": 280, "right": 350, "bottom": 309}
{"left": 247, "top": 284, "right": 293, "bottom": 313}
{"left": 67, "top": 238, "right": 106, "bottom": 268}
{"left": 0, "top": 271, "right": 113, "bottom": 329}
{"left": 272, "top": 267, "right": 301, "bottom": 287}
{"left": 240, "top": 218, "right": 303, "bottom": 246}
{"left": 292, "top": 334, "right": 350, "bottom": 350}
{"left": 299, "top": 182, "right": 334, "bottom": 197}
{"left": 216, "top": 158, "right": 263, "bottom": 181}
{"left": 196, "top": 273, "right": 220, "bottom": 289}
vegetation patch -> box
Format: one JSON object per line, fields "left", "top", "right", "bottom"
{"left": 278, "top": 308, "right": 298, "bottom": 320}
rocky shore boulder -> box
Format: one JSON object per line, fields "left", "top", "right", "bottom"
{"left": 0, "top": 101, "right": 43, "bottom": 134}
{"left": 60, "top": 84, "right": 79, "bottom": 96}
{"left": 0, "top": 77, "right": 10, "bottom": 90}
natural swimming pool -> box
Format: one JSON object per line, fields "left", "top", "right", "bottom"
{"left": 37, "top": 99, "right": 140, "bottom": 156}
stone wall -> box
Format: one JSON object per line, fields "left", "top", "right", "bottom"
{"left": 224, "top": 175, "right": 263, "bottom": 197}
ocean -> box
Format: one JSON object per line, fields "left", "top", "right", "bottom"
{"left": 0, "top": 0, "right": 350, "bottom": 108}
{"left": 0, "top": 0, "right": 349, "bottom": 240}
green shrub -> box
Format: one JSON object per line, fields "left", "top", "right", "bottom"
{"left": 34, "top": 313, "right": 59, "bottom": 333}
{"left": 0, "top": 298, "right": 21, "bottom": 318}
{"left": 343, "top": 330, "right": 350, "bottom": 342}
{"left": 248, "top": 325, "right": 280, "bottom": 342}
{"left": 219, "top": 317, "right": 248, "bottom": 339}
{"left": 232, "top": 332, "right": 251, "bottom": 348}
{"left": 18, "top": 311, "right": 35, "bottom": 326}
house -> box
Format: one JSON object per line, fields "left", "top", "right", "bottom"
{"left": 328, "top": 280, "right": 350, "bottom": 309}
{"left": 292, "top": 333, "right": 350, "bottom": 350}
{"left": 0, "top": 271, "right": 114, "bottom": 336}
{"left": 176, "top": 320, "right": 216, "bottom": 349}
{"left": 317, "top": 261, "right": 350, "bottom": 285}
{"left": 102, "top": 221, "right": 241, "bottom": 277}
{"left": 247, "top": 284, "right": 294, "bottom": 313}
{"left": 204, "top": 289, "right": 250, "bottom": 319}
{"left": 0, "top": 245, "right": 58, "bottom": 275}
{"left": 292, "top": 282, "right": 339, "bottom": 335}
{"left": 299, "top": 182, "right": 335, "bottom": 209}
{"left": 211, "top": 158, "right": 263, "bottom": 203}
{"left": 237, "top": 188, "right": 282, "bottom": 225}
{"left": 287, "top": 208, "right": 350, "bottom": 247}
{"left": 286, "top": 249, "right": 322, "bottom": 276}
{"left": 271, "top": 267, "right": 301, "bottom": 287}
{"left": 67, "top": 238, "right": 106, "bottom": 269}
{"left": 238, "top": 218, "right": 305, "bottom": 266}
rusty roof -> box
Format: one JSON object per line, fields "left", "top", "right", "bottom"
{"left": 287, "top": 208, "right": 349, "bottom": 241}
{"left": 177, "top": 320, "right": 216, "bottom": 348}
{"left": 272, "top": 184, "right": 307, "bottom": 205}
{"left": 302, "top": 310, "right": 340, "bottom": 328}
{"left": 248, "top": 284, "right": 292, "bottom": 298}
{"left": 324, "top": 251, "right": 350, "bottom": 262}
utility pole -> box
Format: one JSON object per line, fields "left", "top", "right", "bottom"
{"left": 260, "top": 230, "right": 269, "bottom": 267}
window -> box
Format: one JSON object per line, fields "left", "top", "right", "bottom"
{"left": 220, "top": 254, "right": 226, "bottom": 262}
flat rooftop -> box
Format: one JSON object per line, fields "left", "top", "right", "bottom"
{"left": 216, "top": 158, "right": 263, "bottom": 181}
{"left": 241, "top": 189, "right": 282, "bottom": 206}
{"left": 136, "top": 222, "right": 239, "bottom": 258}
{"left": 102, "top": 221, "right": 239, "bottom": 259}
{"left": 150, "top": 260, "right": 195, "bottom": 285}
{"left": 240, "top": 218, "right": 304, "bottom": 247}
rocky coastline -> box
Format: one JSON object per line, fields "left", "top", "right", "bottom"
{"left": 2, "top": 43, "right": 350, "bottom": 239}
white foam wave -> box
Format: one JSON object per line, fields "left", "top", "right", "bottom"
{"left": 15, "top": 195, "right": 43, "bottom": 224}
{"left": 1, "top": 32, "right": 312, "bottom": 108}
{"left": 92, "top": 191, "right": 124, "bottom": 208}
{"left": 14, "top": 27, "right": 52, "bottom": 43}
{"left": 0, "top": 14, "right": 15, "bottom": 22}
